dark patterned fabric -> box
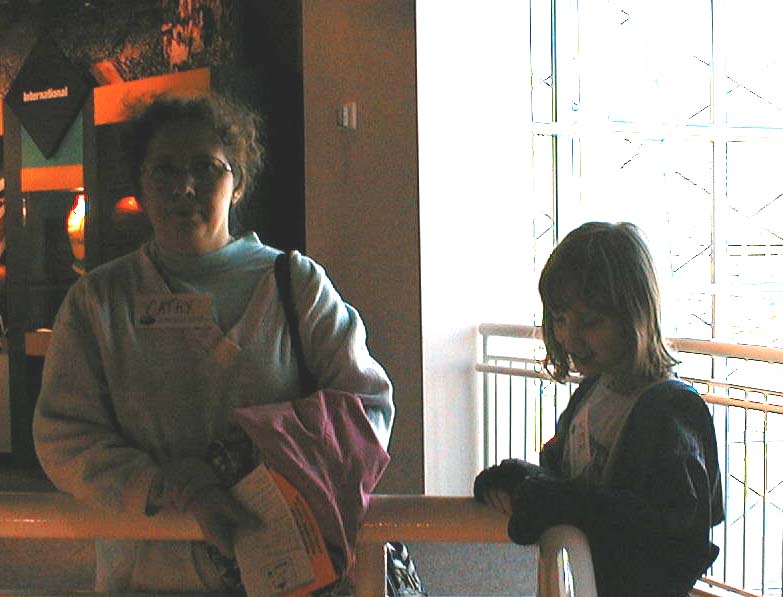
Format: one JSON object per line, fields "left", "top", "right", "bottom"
{"left": 385, "top": 541, "right": 427, "bottom": 596}
{"left": 205, "top": 433, "right": 253, "bottom": 593}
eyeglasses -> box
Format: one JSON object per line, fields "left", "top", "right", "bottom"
{"left": 142, "top": 156, "right": 233, "bottom": 187}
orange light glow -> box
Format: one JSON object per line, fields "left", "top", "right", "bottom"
{"left": 93, "top": 68, "right": 210, "bottom": 125}
{"left": 67, "top": 192, "right": 87, "bottom": 274}
{"left": 114, "top": 195, "right": 142, "bottom": 215}
{"left": 21, "top": 165, "right": 84, "bottom": 192}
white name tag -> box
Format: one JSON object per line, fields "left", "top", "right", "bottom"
{"left": 135, "top": 294, "right": 213, "bottom": 328}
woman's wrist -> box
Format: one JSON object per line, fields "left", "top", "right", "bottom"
{"left": 144, "top": 473, "right": 166, "bottom": 515}
{"left": 158, "top": 457, "right": 224, "bottom": 512}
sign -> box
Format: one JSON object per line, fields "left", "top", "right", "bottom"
{"left": 6, "top": 38, "right": 93, "bottom": 158}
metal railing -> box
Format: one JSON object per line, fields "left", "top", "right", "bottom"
{"left": 478, "top": 323, "right": 783, "bottom": 597}
{"left": 0, "top": 491, "right": 598, "bottom": 597}
{"left": 8, "top": 332, "right": 601, "bottom": 596}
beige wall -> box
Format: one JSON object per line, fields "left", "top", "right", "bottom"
{"left": 301, "top": 0, "right": 423, "bottom": 493}
{"left": 416, "top": 3, "right": 534, "bottom": 495}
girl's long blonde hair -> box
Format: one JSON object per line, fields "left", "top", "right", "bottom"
{"left": 538, "top": 222, "right": 678, "bottom": 383}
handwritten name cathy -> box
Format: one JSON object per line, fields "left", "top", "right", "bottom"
{"left": 146, "top": 297, "right": 194, "bottom": 317}
{"left": 136, "top": 294, "right": 212, "bottom": 328}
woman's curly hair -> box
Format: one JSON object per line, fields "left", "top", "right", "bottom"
{"left": 125, "top": 92, "right": 264, "bottom": 204}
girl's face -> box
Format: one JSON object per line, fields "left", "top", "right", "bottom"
{"left": 550, "top": 299, "right": 630, "bottom": 378}
{"left": 140, "top": 120, "right": 239, "bottom": 255}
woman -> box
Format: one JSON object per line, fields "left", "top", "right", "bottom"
{"left": 33, "top": 93, "right": 394, "bottom": 593}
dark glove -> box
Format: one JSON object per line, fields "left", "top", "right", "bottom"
{"left": 507, "top": 475, "right": 582, "bottom": 545}
{"left": 473, "top": 458, "right": 548, "bottom": 503}
{"left": 187, "top": 484, "right": 261, "bottom": 557}
{"left": 155, "top": 457, "right": 260, "bottom": 557}
{"left": 157, "top": 457, "right": 224, "bottom": 512}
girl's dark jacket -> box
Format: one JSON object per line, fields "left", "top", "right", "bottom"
{"left": 474, "top": 377, "right": 724, "bottom": 597}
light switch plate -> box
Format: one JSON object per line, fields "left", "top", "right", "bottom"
{"left": 337, "top": 101, "right": 357, "bottom": 130}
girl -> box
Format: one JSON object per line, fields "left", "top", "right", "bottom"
{"left": 474, "top": 222, "right": 724, "bottom": 597}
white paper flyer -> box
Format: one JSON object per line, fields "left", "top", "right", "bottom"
{"left": 231, "top": 464, "right": 315, "bottom": 596}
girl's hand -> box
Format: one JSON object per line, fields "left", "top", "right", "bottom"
{"left": 187, "top": 485, "right": 262, "bottom": 557}
{"left": 484, "top": 488, "right": 513, "bottom": 515}
{"left": 473, "top": 458, "right": 537, "bottom": 503}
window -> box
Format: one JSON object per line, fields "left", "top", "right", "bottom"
{"left": 523, "top": 3, "right": 783, "bottom": 593}
{"left": 529, "top": 0, "right": 783, "bottom": 349}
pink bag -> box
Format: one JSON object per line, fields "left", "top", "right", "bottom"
{"left": 231, "top": 389, "right": 390, "bottom": 575}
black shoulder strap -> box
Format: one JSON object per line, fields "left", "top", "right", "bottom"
{"left": 274, "top": 252, "right": 318, "bottom": 395}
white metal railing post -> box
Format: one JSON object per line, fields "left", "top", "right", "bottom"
{"left": 537, "top": 524, "right": 597, "bottom": 597}
{"left": 353, "top": 539, "right": 386, "bottom": 597}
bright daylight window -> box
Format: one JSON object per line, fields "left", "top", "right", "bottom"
{"left": 529, "top": 0, "right": 783, "bottom": 350}
{"left": 520, "top": 2, "right": 783, "bottom": 594}
{"left": 417, "top": 1, "right": 783, "bottom": 591}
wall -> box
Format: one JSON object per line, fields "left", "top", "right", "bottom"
{"left": 0, "top": 0, "right": 284, "bottom": 465}
{"left": 301, "top": 0, "right": 423, "bottom": 493}
{"left": 416, "top": 2, "right": 533, "bottom": 494}
{"left": 0, "top": 0, "right": 294, "bottom": 253}
{"left": 302, "top": 1, "right": 533, "bottom": 495}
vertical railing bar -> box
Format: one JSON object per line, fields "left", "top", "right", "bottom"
{"left": 742, "top": 402, "right": 748, "bottom": 589}
{"left": 493, "top": 366, "right": 500, "bottom": 467}
{"left": 538, "top": 378, "right": 544, "bottom": 454}
{"left": 761, "top": 397, "right": 767, "bottom": 594}
{"left": 482, "top": 332, "right": 490, "bottom": 469}
{"left": 554, "top": 382, "right": 561, "bottom": 443}
{"left": 723, "top": 394, "right": 730, "bottom": 585}
{"left": 707, "top": 399, "right": 715, "bottom": 575}
{"left": 524, "top": 372, "right": 530, "bottom": 461}
{"left": 721, "top": 370, "right": 731, "bottom": 587}
{"left": 508, "top": 360, "right": 514, "bottom": 460}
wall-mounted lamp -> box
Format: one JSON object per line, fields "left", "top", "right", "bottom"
{"left": 66, "top": 190, "right": 87, "bottom": 274}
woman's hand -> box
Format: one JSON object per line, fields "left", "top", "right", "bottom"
{"left": 187, "top": 485, "right": 262, "bottom": 557}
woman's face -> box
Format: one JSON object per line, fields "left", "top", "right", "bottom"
{"left": 140, "top": 119, "right": 239, "bottom": 255}
{"left": 550, "top": 299, "right": 630, "bottom": 378}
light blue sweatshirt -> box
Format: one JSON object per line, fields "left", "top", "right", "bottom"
{"left": 33, "top": 233, "right": 394, "bottom": 592}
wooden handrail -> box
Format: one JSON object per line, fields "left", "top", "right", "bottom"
{"left": 0, "top": 491, "right": 200, "bottom": 540}
{"left": 0, "top": 493, "right": 509, "bottom": 542}
{"left": 0, "top": 491, "right": 597, "bottom": 597}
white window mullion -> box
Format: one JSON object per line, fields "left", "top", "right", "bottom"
{"left": 552, "top": 0, "right": 583, "bottom": 240}
{"left": 711, "top": 0, "right": 729, "bottom": 345}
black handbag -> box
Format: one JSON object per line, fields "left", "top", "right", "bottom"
{"left": 274, "top": 252, "right": 426, "bottom": 597}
